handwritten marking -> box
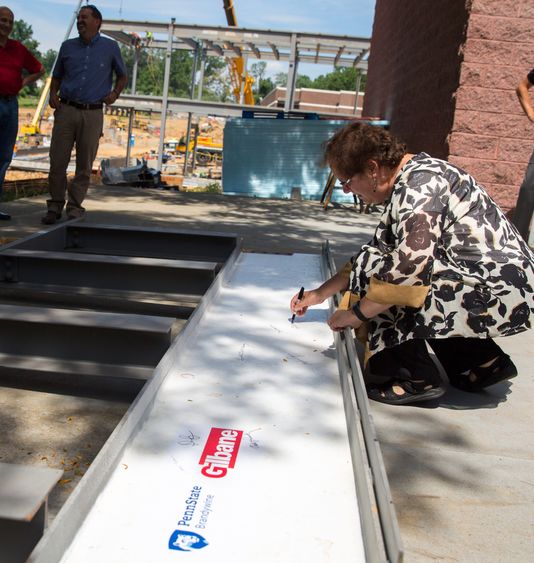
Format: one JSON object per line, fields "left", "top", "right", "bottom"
{"left": 178, "top": 430, "right": 200, "bottom": 446}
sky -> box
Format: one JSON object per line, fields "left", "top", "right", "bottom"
{"left": 8, "top": 0, "right": 376, "bottom": 79}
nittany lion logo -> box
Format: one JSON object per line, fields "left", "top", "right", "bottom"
{"left": 168, "top": 530, "right": 209, "bottom": 552}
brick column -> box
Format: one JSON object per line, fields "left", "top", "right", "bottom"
{"left": 363, "top": 0, "right": 469, "bottom": 159}
{"left": 449, "top": 0, "right": 534, "bottom": 212}
{"left": 364, "top": 0, "right": 534, "bottom": 212}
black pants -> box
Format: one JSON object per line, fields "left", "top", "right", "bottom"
{"left": 512, "top": 148, "right": 534, "bottom": 241}
{"left": 369, "top": 337, "right": 503, "bottom": 386}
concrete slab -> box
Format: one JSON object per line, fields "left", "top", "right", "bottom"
{"left": 1, "top": 184, "right": 533, "bottom": 560}
{"left": 369, "top": 332, "right": 534, "bottom": 562}
{"left": 0, "top": 386, "right": 130, "bottom": 522}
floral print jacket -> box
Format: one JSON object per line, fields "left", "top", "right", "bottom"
{"left": 348, "top": 153, "right": 534, "bottom": 355}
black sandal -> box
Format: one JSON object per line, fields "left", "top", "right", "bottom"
{"left": 448, "top": 354, "right": 518, "bottom": 393}
{"left": 367, "top": 380, "right": 445, "bottom": 405}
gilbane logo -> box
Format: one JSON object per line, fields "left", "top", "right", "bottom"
{"left": 199, "top": 427, "right": 243, "bottom": 478}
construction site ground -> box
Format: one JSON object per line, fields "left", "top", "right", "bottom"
{"left": 15, "top": 106, "right": 225, "bottom": 167}
{"left": 0, "top": 184, "right": 533, "bottom": 562}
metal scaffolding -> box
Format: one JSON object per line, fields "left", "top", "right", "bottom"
{"left": 100, "top": 19, "right": 371, "bottom": 171}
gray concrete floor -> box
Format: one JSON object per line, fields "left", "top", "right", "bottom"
{"left": 1, "top": 185, "right": 533, "bottom": 561}
{"left": 0, "top": 386, "right": 129, "bottom": 521}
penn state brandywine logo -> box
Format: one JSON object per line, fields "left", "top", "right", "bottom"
{"left": 168, "top": 529, "right": 209, "bottom": 552}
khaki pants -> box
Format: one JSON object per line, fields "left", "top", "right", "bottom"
{"left": 47, "top": 103, "right": 103, "bottom": 217}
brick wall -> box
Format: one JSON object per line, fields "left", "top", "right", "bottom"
{"left": 363, "top": 0, "right": 469, "bottom": 159}
{"left": 364, "top": 0, "right": 534, "bottom": 212}
{"left": 449, "top": 0, "right": 534, "bottom": 211}
{"left": 260, "top": 87, "right": 365, "bottom": 115}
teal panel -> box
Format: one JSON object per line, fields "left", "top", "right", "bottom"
{"left": 222, "top": 119, "right": 353, "bottom": 203}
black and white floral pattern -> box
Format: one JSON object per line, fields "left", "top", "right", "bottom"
{"left": 349, "top": 153, "right": 534, "bottom": 354}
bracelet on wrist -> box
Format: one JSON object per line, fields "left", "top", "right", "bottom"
{"left": 113, "top": 89, "right": 120, "bottom": 97}
{"left": 352, "top": 301, "right": 370, "bottom": 322}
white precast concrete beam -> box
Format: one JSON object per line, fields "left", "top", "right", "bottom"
{"left": 36, "top": 253, "right": 370, "bottom": 563}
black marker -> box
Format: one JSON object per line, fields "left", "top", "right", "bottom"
{"left": 291, "top": 286, "right": 305, "bottom": 324}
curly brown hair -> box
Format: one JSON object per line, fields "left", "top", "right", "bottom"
{"left": 322, "top": 122, "right": 406, "bottom": 178}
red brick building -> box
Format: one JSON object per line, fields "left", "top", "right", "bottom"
{"left": 363, "top": 0, "right": 534, "bottom": 212}
{"left": 261, "top": 87, "right": 365, "bottom": 116}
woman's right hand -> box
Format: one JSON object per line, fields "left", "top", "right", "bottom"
{"left": 290, "top": 288, "right": 323, "bottom": 317}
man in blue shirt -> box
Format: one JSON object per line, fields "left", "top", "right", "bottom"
{"left": 42, "top": 4, "right": 127, "bottom": 224}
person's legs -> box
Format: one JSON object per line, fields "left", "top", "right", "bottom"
{"left": 45, "top": 104, "right": 78, "bottom": 222}
{"left": 66, "top": 108, "right": 103, "bottom": 218}
{"left": 428, "top": 337, "right": 517, "bottom": 391}
{"left": 511, "top": 149, "right": 534, "bottom": 241}
{"left": 0, "top": 97, "right": 19, "bottom": 220}
{"left": 367, "top": 339, "right": 445, "bottom": 404}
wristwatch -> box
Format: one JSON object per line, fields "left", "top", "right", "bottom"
{"left": 352, "top": 302, "right": 370, "bottom": 322}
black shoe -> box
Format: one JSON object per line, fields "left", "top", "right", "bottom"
{"left": 449, "top": 354, "right": 518, "bottom": 392}
{"left": 0, "top": 210, "right": 11, "bottom": 221}
{"left": 367, "top": 380, "right": 445, "bottom": 405}
{"left": 41, "top": 211, "right": 61, "bottom": 225}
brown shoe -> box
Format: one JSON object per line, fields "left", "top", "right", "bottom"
{"left": 41, "top": 211, "right": 61, "bottom": 225}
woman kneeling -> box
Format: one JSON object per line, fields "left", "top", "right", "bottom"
{"left": 291, "top": 123, "right": 534, "bottom": 405}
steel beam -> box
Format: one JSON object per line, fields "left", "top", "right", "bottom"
{"left": 0, "top": 304, "right": 174, "bottom": 369}
{"left": 284, "top": 33, "right": 298, "bottom": 112}
{"left": 0, "top": 250, "right": 217, "bottom": 295}
{"left": 100, "top": 20, "right": 370, "bottom": 69}
{"left": 112, "top": 92, "right": 375, "bottom": 118}
{"left": 14, "top": 224, "right": 239, "bottom": 263}
{"left": 157, "top": 19, "right": 175, "bottom": 172}
{"left": 0, "top": 463, "right": 63, "bottom": 563}
{"left": 0, "top": 224, "right": 240, "bottom": 315}
{"left": 0, "top": 226, "right": 240, "bottom": 384}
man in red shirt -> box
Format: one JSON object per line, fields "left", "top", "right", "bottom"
{"left": 0, "top": 6, "right": 44, "bottom": 220}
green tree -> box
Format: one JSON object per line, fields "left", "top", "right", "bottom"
{"left": 296, "top": 74, "right": 313, "bottom": 88}
{"left": 269, "top": 67, "right": 366, "bottom": 94}
{"left": 273, "top": 72, "right": 287, "bottom": 87}
{"left": 271, "top": 72, "right": 313, "bottom": 89}
{"left": 41, "top": 49, "right": 58, "bottom": 74}
{"left": 250, "top": 61, "right": 267, "bottom": 91}
{"left": 201, "top": 56, "right": 230, "bottom": 101}
{"left": 11, "top": 19, "right": 43, "bottom": 96}
{"left": 312, "top": 67, "right": 366, "bottom": 92}
{"left": 121, "top": 44, "right": 234, "bottom": 101}
{"left": 11, "top": 20, "right": 40, "bottom": 55}
{"left": 256, "top": 77, "right": 275, "bottom": 103}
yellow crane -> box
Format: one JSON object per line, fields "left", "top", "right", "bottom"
{"left": 20, "top": 77, "right": 52, "bottom": 136}
{"left": 222, "top": 0, "right": 255, "bottom": 105}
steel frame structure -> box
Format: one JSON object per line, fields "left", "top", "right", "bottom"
{"left": 100, "top": 19, "right": 370, "bottom": 171}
